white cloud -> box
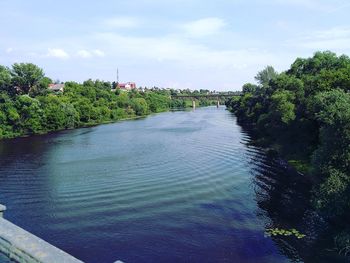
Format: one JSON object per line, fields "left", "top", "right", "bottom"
{"left": 76, "top": 49, "right": 105, "bottom": 58}
{"left": 5, "top": 47, "right": 13, "bottom": 53}
{"left": 104, "top": 17, "right": 139, "bottom": 28}
{"left": 93, "top": 49, "right": 105, "bottom": 57}
{"left": 46, "top": 48, "right": 69, "bottom": 59}
{"left": 89, "top": 30, "right": 292, "bottom": 89}
{"left": 289, "top": 26, "right": 350, "bottom": 51}
{"left": 94, "top": 32, "right": 280, "bottom": 71}
{"left": 183, "top": 17, "right": 226, "bottom": 37}
{"left": 77, "top": 49, "right": 92, "bottom": 58}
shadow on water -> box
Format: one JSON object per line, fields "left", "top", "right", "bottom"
{"left": 1, "top": 108, "right": 349, "bottom": 263}
{"left": 0, "top": 127, "right": 94, "bottom": 156}
{"left": 240, "top": 123, "right": 349, "bottom": 263}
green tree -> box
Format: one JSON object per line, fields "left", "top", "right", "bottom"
{"left": 0, "top": 66, "right": 13, "bottom": 95}
{"left": 39, "top": 95, "right": 79, "bottom": 130}
{"left": 226, "top": 52, "right": 350, "bottom": 225}
{"left": 15, "top": 95, "right": 44, "bottom": 134}
{"left": 242, "top": 83, "right": 258, "bottom": 94}
{"left": 255, "top": 66, "right": 278, "bottom": 86}
{"left": 310, "top": 89, "right": 350, "bottom": 217}
{"left": 29, "top": 76, "right": 52, "bottom": 97}
{"left": 270, "top": 90, "right": 296, "bottom": 124}
{"left": 11, "top": 63, "right": 45, "bottom": 94}
{"left": 73, "top": 98, "right": 93, "bottom": 123}
{"left": 131, "top": 98, "right": 149, "bottom": 116}
{"left": 145, "top": 92, "right": 170, "bottom": 112}
{"left": 0, "top": 62, "right": 172, "bottom": 139}
{"left": 0, "top": 92, "right": 19, "bottom": 138}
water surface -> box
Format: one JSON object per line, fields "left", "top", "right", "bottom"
{"left": 0, "top": 107, "right": 334, "bottom": 263}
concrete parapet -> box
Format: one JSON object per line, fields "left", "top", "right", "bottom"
{"left": 0, "top": 205, "right": 6, "bottom": 218}
{"left": 0, "top": 204, "right": 83, "bottom": 263}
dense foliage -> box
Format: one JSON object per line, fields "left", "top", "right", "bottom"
{"left": 0, "top": 63, "right": 172, "bottom": 139}
{"left": 167, "top": 88, "right": 221, "bottom": 108}
{"left": 226, "top": 51, "right": 350, "bottom": 251}
{"left": 0, "top": 63, "right": 224, "bottom": 140}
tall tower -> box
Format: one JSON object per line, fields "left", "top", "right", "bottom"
{"left": 117, "top": 68, "right": 119, "bottom": 83}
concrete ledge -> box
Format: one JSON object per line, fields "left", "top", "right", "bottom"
{"left": 0, "top": 205, "right": 6, "bottom": 218}
{"left": 0, "top": 217, "right": 83, "bottom": 263}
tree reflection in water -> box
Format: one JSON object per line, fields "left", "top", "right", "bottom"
{"left": 242, "top": 131, "right": 349, "bottom": 263}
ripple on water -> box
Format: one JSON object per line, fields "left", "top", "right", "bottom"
{"left": 0, "top": 107, "right": 295, "bottom": 263}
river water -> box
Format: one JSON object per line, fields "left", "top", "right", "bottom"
{"left": 0, "top": 107, "right": 342, "bottom": 263}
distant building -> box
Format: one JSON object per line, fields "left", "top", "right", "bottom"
{"left": 48, "top": 83, "right": 65, "bottom": 92}
{"left": 118, "top": 82, "right": 136, "bottom": 91}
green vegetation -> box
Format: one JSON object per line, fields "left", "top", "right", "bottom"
{"left": 0, "top": 63, "right": 224, "bottom": 140}
{"left": 287, "top": 160, "right": 310, "bottom": 174}
{"left": 226, "top": 51, "right": 350, "bottom": 252}
{"left": 0, "top": 63, "right": 172, "bottom": 139}
{"left": 265, "top": 228, "right": 306, "bottom": 239}
{"left": 168, "top": 88, "right": 221, "bottom": 108}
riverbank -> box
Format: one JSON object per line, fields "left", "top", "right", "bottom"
{"left": 225, "top": 51, "right": 350, "bottom": 258}
{"left": 0, "top": 105, "right": 215, "bottom": 141}
{"left": 0, "top": 79, "right": 173, "bottom": 140}
{"left": 236, "top": 121, "right": 312, "bottom": 174}
{"left": 0, "top": 114, "right": 150, "bottom": 141}
{"left": 0, "top": 62, "right": 222, "bottom": 141}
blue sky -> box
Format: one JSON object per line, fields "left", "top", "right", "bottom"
{"left": 1, "top": 0, "right": 350, "bottom": 91}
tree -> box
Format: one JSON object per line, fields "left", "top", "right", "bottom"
{"left": 270, "top": 90, "right": 296, "bottom": 124}
{"left": 311, "top": 89, "right": 350, "bottom": 217}
{"left": 73, "top": 98, "right": 93, "bottom": 123}
{"left": 145, "top": 92, "right": 170, "bottom": 112}
{"left": 131, "top": 98, "right": 149, "bottom": 116}
{"left": 225, "top": 51, "right": 350, "bottom": 244}
{"left": 39, "top": 95, "right": 79, "bottom": 130}
{"left": 0, "top": 92, "right": 19, "bottom": 138}
{"left": 288, "top": 51, "right": 349, "bottom": 78}
{"left": 11, "top": 63, "right": 45, "bottom": 94}
{"left": 255, "top": 66, "right": 278, "bottom": 86}
{"left": 116, "top": 92, "right": 130, "bottom": 108}
{"left": 15, "top": 95, "right": 44, "bottom": 134}
{"left": 0, "top": 63, "right": 174, "bottom": 139}
{"left": 29, "top": 76, "right": 52, "bottom": 97}
{"left": 242, "top": 83, "right": 258, "bottom": 94}
{"left": 0, "top": 66, "right": 13, "bottom": 95}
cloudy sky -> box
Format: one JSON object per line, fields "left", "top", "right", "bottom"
{"left": 1, "top": 0, "right": 350, "bottom": 90}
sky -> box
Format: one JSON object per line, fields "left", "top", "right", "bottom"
{"left": 1, "top": 0, "right": 350, "bottom": 91}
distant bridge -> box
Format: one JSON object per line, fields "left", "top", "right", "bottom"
{"left": 171, "top": 92, "right": 242, "bottom": 99}
{"left": 170, "top": 92, "right": 242, "bottom": 108}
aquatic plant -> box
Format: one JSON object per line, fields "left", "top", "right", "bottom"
{"left": 265, "top": 228, "right": 306, "bottom": 239}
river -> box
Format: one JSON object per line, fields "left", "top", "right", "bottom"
{"left": 0, "top": 107, "right": 343, "bottom": 263}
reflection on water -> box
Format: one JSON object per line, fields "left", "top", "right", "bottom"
{"left": 0, "top": 107, "right": 347, "bottom": 263}
{"left": 242, "top": 127, "right": 349, "bottom": 263}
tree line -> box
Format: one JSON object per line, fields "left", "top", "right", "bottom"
{"left": 0, "top": 63, "right": 224, "bottom": 140}
{"left": 226, "top": 51, "right": 350, "bottom": 253}
{"left": 0, "top": 63, "right": 173, "bottom": 139}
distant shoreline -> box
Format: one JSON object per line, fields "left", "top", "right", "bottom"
{"left": 0, "top": 106, "right": 221, "bottom": 141}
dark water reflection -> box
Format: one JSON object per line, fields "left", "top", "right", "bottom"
{"left": 243, "top": 129, "right": 348, "bottom": 263}
{"left": 0, "top": 107, "right": 346, "bottom": 263}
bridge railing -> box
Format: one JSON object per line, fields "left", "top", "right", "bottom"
{"left": 0, "top": 204, "right": 84, "bottom": 263}
{"left": 170, "top": 92, "right": 242, "bottom": 99}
